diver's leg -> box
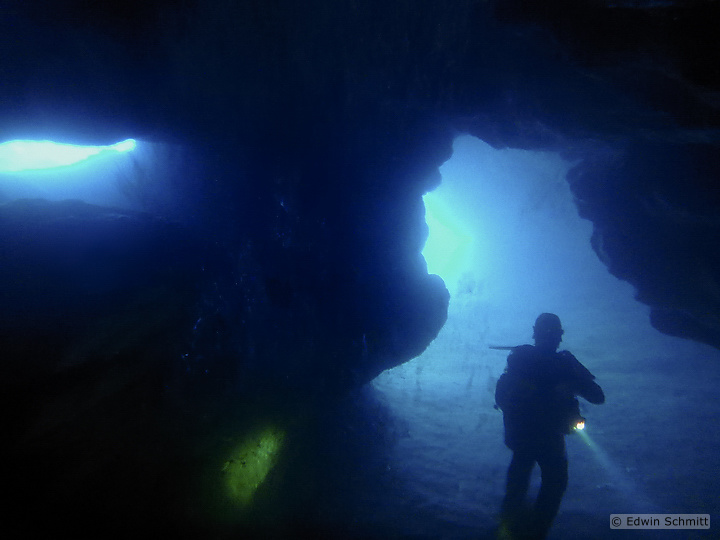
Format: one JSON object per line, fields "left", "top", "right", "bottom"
{"left": 533, "top": 445, "right": 568, "bottom": 538}
{"left": 501, "top": 449, "right": 535, "bottom": 517}
{"left": 499, "top": 449, "right": 536, "bottom": 538}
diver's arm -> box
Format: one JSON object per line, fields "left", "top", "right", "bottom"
{"left": 560, "top": 351, "right": 605, "bottom": 404}
{"left": 576, "top": 378, "right": 605, "bottom": 404}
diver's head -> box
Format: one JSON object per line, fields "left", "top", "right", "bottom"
{"left": 533, "top": 313, "right": 563, "bottom": 351}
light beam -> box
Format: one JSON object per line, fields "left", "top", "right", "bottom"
{"left": 421, "top": 190, "right": 472, "bottom": 289}
{"left": 0, "top": 139, "right": 136, "bottom": 173}
{"left": 222, "top": 425, "right": 285, "bottom": 507}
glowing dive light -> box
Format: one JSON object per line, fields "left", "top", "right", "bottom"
{"left": 574, "top": 418, "right": 586, "bottom": 431}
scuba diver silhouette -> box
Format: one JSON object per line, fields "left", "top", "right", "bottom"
{"left": 494, "top": 313, "right": 605, "bottom": 539}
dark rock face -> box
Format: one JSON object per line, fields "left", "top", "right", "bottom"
{"left": 0, "top": 199, "right": 202, "bottom": 376}
{"left": 2, "top": 0, "right": 720, "bottom": 535}
{"left": 0, "top": 199, "right": 206, "bottom": 534}
{"left": 0, "top": 193, "right": 447, "bottom": 534}
{"left": 1, "top": 0, "right": 457, "bottom": 391}
{"left": 569, "top": 143, "right": 720, "bottom": 348}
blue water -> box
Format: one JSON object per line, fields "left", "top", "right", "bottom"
{"left": 367, "top": 137, "right": 720, "bottom": 539}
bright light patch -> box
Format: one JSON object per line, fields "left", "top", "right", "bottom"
{"left": 110, "top": 139, "right": 136, "bottom": 153}
{"left": 422, "top": 191, "right": 472, "bottom": 286}
{"left": 0, "top": 138, "right": 136, "bottom": 172}
{"left": 222, "top": 425, "right": 285, "bottom": 507}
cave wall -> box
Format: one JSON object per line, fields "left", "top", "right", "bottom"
{"left": 569, "top": 142, "right": 720, "bottom": 348}
{"left": 2, "top": 0, "right": 720, "bottom": 534}
{"left": 2, "top": 0, "right": 465, "bottom": 392}
{"left": 5, "top": 1, "right": 717, "bottom": 355}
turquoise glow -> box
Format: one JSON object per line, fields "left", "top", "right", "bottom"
{"left": 0, "top": 139, "right": 136, "bottom": 172}
{"left": 421, "top": 190, "right": 472, "bottom": 287}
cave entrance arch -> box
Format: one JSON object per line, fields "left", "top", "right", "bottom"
{"left": 375, "top": 134, "right": 641, "bottom": 436}
{"left": 369, "top": 135, "right": 715, "bottom": 528}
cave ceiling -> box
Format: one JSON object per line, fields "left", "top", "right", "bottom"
{"left": 2, "top": 0, "right": 720, "bottom": 360}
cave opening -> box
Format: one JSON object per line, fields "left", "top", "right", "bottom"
{"left": 0, "top": 138, "right": 136, "bottom": 173}
{"left": 0, "top": 138, "right": 200, "bottom": 221}
{"left": 369, "top": 135, "right": 720, "bottom": 533}
{"left": 0, "top": 138, "right": 142, "bottom": 208}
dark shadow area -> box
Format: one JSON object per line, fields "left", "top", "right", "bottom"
{"left": 1, "top": 1, "right": 719, "bottom": 538}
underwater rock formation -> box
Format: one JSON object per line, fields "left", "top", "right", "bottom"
{"left": 568, "top": 142, "right": 720, "bottom": 349}
{"left": 1, "top": 0, "right": 720, "bottom": 535}
{"left": 0, "top": 199, "right": 208, "bottom": 534}
{"left": 0, "top": 195, "right": 447, "bottom": 535}
{"left": 2, "top": 1, "right": 718, "bottom": 351}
